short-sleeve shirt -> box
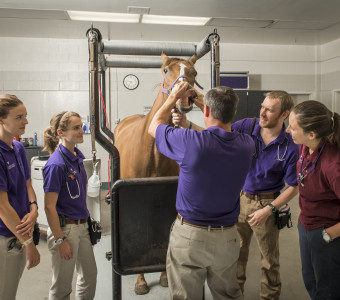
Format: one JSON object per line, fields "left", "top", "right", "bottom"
{"left": 43, "top": 144, "right": 89, "bottom": 220}
{"left": 297, "top": 142, "right": 340, "bottom": 230}
{"left": 155, "top": 124, "right": 254, "bottom": 226}
{"left": 0, "top": 140, "right": 30, "bottom": 237}
{"left": 232, "top": 118, "right": 299, "bottom": 193}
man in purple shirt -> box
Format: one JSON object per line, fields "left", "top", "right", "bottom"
{"left": 149, "top": 83, "right": 254, "bottom": 300}
{"left": 173, "top": 90, "right": 299, "bottom": 299}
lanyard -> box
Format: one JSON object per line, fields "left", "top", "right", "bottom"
{"left": 297, "top": 141, "right": 326, "bottom": 187}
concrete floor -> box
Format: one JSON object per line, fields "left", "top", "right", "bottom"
{"left": 17, "top": 193, "right": 310, "bottom": 300}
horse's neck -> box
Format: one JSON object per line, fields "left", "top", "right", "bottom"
{"left": 145, "top": 89, "right": 171, "bottom": 125}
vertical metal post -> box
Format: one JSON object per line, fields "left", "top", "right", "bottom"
{"left": 209, "top": 29, "right": 220, "bottom": 88}
{"left": 87, "top": 28, "right": 122, "bottom": 300}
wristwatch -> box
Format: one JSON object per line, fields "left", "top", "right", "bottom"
{"left": 54, "top": 237, "right": 66, "bottom": 245}
{"left": 268, "top": 203, "right": 277, "bottom": 214}
{"left": 29, "top": 201, "right": 38, "bottom": 209}
{"left": 322, "top": 229, "right": 332, "bottom": 243}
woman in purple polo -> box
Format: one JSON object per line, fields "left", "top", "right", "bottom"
{"left": 287, "top": 100, "right": 340, "bottom": 300}
{"left": 43, "top": 111, "right": 97, "bottom": 300}
{"left": 0, "top": 94, "right": 40, "bottom": 300}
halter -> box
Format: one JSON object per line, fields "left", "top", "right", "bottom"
{"left": 162, "top": 75, "right": 189, "bottom": 95}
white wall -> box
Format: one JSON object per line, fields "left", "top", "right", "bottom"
{"left": 1, "top": 35, "right": 338, "bottom": 183}
{"left": 320, "top": 38, "right": 340, "bottom": 110}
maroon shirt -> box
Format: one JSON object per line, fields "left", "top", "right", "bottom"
{"left": 298, "top": 141, "right": 340, "bottom": 230}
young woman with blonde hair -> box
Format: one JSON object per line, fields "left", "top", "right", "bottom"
{"left": 43, "top": 111, "right": 97, "bottom": 300}
{"left": 0, "top": 94, "right": 40, "bottom": 300}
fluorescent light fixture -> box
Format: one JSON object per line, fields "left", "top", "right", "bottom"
{"left": 142, "top": 14, "right": 209, "bottom": 26}
{"left": 67, "top": 11, "right": 139, "bottom": 23}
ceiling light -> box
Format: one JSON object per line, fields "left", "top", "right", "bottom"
{"left": 142, "top": 14, "right": 209, "bottom": 26}
{"left": 67, "top": 11, "right": 139, "bottom": 23}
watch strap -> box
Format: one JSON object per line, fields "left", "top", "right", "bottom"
{"left": 268, "top": 203, "right": 277, "bottom": 213}
{"left": 29, "top": 201, "right": 38, "bottom": 208}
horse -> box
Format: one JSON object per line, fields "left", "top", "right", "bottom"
{"left": 114, "top": 53, "right": 198, "bottom": 295}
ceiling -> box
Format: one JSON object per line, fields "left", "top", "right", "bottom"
{"left": 1, "top": 0, "right": 340, "bottom": 45}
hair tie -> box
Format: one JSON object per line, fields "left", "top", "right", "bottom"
{"left": 55, "top": 111, "right": 68, "bottom": 135}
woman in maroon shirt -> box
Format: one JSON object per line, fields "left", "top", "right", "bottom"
{"left": 287, "top": 100, "right": 340, "bottom": 300}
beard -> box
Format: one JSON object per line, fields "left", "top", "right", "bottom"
{"left": 259, "top": 115, "right": 281, "bottom": 129}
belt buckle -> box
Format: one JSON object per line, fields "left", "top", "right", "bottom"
{"left": 254, "top": 194, "right": 260, "bottom": 201}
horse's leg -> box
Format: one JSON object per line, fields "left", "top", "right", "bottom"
{"left": 159, "top": 271, "right": 168, "bottom": 287}
{"left": 134, "top": 273, "right": 150, "bottom": 295}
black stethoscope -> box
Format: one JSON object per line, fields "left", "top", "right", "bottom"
{"left": 297, "top": 141, "right": 326, "bottom": 187}
{"left": 253, "top": 136, "right": 289, "bottom": 161}
{"left": 58, "top": 145, "right": 80, "bottom": 199}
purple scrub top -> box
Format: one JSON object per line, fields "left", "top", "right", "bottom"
{"left": 0, "top": 140, "right": 30, "bottom": 237}
{"left": 232, "top": 118, "right": 299, "bottom": 193}
{"left": 43, "top": 144, "right": 89, "bottom": 220}
{"left": 156, "top": 124, "right": 254, "bottom": 226}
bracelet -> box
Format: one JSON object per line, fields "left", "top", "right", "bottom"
{"left": 22, "top": 237, "right": 33, "bottom": 246}
{"left": 188, "top": 121, "right": 192, "bottom": 129}
{"left": 29, "top": 201, "right": 38, "bottom": 209}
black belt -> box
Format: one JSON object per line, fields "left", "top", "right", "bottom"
{"left": 177, "top": 214, "right": 234, "bottom": 230}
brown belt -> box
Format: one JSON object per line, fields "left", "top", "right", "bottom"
{"left": 241, "top": 190, "right": 280, "bottom": 201}
{"left": 65, "top": 218, "right": 87, "bottom": 225}
{"left": 177, "top": 214, "right": 234, "bottom": 230}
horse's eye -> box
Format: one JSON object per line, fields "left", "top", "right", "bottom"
{"left": 163, "top": 68, "right": 168, "bottom": 74}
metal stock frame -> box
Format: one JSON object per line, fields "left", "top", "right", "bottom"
{"left": 87, "top": 27, "right": 220, "bottom": 300}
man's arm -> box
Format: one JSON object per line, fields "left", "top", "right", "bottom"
{"left": 149, "top": 81, "right": 192, "bottom": 138}
{"left": 248, "top": 185, "right": 298, "bottom": 226}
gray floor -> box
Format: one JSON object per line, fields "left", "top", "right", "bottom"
{"left": 17, "top": 193, "right": 310, "bottom": 300}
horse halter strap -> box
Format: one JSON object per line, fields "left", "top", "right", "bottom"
{"left": 162, "top": 75, "right": 189, "bottom": 95}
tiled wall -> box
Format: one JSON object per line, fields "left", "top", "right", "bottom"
{"left": 1, "top": 35, "right": 339, "bottom": 182}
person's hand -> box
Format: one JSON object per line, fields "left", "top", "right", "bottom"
{"left": 169, "top": 82, "right": 192, "bottom": 100}
{"left": 58, "top": 239, "right": 73, "bottom": 260}
{"left": 191, "top": 89, "right": 204, "bottom": 111}
{"left": 16, "top": 212, "right": 37, "bottom": 236}
{"left": 25, "top": 243, "right": 40, "bottom": 270}
{"left": 171, "top": 109, "right": 188, "bottom": 128}
{"left": 248, "top": 207, "right": 272, "bottom": 226}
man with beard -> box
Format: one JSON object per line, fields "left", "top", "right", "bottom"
{"left": 172, "top": 90, "right": 299, "bottom": 300}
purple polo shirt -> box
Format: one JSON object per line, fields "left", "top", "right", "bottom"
{"left": 232, "top": 118, "right": 299, "bottom": 193}
{"left": 0, "top": 140, "right": 30, "bottom": 237}
{"left": 43, "top": 144, "right": 89, "bottom": 220}
{"left": 155, "top": 124, "right": 254, "bottom": 226}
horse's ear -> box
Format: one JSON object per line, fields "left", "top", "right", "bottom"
{"left": 189, "top": 54, "right": 197, "bottom": 65}
{"left": 161, "top": 53, "right": 169, "bottom": 64}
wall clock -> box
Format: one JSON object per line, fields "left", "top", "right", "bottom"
{"left": 123, "top": 74, "right": 139, "bottom": 90}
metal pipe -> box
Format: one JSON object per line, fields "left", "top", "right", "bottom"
{"left": 209, "top": 29, "right": 220, "bottom": 88}
{"left": 87, "top": 28, "right": 121, "bottom": 300}
{"left": 99, "top": 71, "right": 115, "bottom": 141}
{"left": 105, "top": 56, "right": 163, "bottom": 68}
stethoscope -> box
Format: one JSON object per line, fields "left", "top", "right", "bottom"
{"left": 58, "top": 145, "right": 80, "bottom": 199}
{"left": 297, "top": 141, "right": 326, "bottom": 187}
{"left": 253, "top": 136, "right": 289, "bottom": 161}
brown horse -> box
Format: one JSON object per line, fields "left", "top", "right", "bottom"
{"left": 114, "top": 53, "right": 198, "bottom": 294}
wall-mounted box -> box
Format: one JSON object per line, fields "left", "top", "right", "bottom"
{"left": 220, "top": 72, "right": 249, "bottom": 89}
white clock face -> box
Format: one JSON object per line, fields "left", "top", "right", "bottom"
{"left": 123, "top": 74, "right": 139, "bottom": 90}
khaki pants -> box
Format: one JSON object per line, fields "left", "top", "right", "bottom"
{"left": 236, "top": 193, "right": 281, "bottom": 300}
{"left": 47, "top": 223, "right": 97, "bottom": 300}
{"left": 0, "top": 235, "right": 26, "bottom": 300}
{"left": 166, "top": 218, "right": 243, "bottom": 300}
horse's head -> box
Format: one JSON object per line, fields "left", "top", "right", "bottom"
{"left": 161, "top": 53, "right": 199, "bottom": 114}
